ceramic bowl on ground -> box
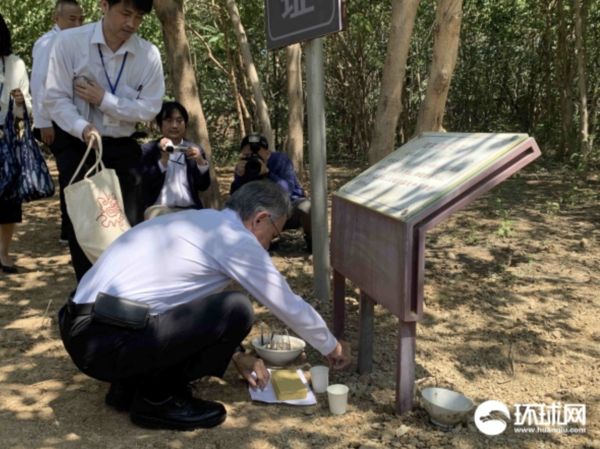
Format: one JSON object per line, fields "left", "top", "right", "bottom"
{"left": 420, "top": 387, "right": 474, "bottom": 429}
{"left": 251, "top": 335, "right": 306, "bottom": 366}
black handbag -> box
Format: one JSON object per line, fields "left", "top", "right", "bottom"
{"left": 14, "top": 105, "right": 55, "bottom": 202}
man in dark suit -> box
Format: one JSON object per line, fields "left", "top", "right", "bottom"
{"left": 139, "top": 101, "right": 210, "bottom": 220}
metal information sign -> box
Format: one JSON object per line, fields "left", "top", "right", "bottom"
{"left": 337, "top": 133, "right": 530, "bottom": 221}
{"left": 266, "top": 0, "right": 344, "bottom": 50}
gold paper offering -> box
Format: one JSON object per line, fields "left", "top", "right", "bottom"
{"left": 271, "top": 369, "right": 308, "bottom": 401}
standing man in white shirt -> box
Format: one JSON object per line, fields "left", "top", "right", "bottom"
{"left": 31, "top": 0, "right": 84, "bottom": 244}
{"left": 44, "top": 0, "right": 165, "bottom": 281}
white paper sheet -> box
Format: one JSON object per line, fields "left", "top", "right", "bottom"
{"left": 248, "top": 369, "right": 317, "bottom": 405}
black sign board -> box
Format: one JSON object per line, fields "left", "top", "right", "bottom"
{"left": 266, "top": 0, "right": 344, "bottom": 50}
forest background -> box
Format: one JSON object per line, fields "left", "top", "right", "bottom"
{"left": 0, "top": 2, "right": 599, "bottom": 448}
{"left": 1, "top": 0, "right": 599, "bottom": 190}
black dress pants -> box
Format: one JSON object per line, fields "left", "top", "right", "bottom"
{"left": 51, "top": 125, "right": 143, "bottom": 281}
{"left": 58, "top": 291, "right": 254, "bottom": 396}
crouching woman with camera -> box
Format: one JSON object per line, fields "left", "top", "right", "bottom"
{"left": 139, "top": 101, "right": 210, "bottom": 220}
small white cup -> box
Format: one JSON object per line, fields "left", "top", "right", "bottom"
{"left": 309, "top": 365, "right": 329, "bottom": 393}
{"left": 327, "top": 384, "right": 349, "bottom": 415}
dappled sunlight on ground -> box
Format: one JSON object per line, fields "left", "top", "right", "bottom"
{"left": 0, "top": 162, "right": 597, "bottom": 448}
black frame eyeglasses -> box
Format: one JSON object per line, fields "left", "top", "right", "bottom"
{"left": 268, "top": 215, "right": 282, "bottom": 239}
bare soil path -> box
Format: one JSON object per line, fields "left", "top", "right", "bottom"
{"left": 0, "top": 161, "right": 598, "bottom": 449}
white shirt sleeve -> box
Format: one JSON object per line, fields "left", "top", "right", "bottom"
{"left": 44, "top": 32, "right": 89, "bottom": 139}
{"left": 30, "top": 33, "right": 54, "bottom": 128}
{"left": 217, "top": 234, "right": 338, "bottom": 356}
{"left": 10, "top": 57, "right": 32, "bottom": 119}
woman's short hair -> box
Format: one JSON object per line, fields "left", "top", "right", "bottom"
{"left": 155, "top": 101, "right": 189, "bottom": 128}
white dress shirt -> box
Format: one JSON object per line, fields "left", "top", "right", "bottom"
{"left": 30, "top": 25, "right": 60, "bottom": 129}
{"left": 73, "top": 208, "right": 338, "bottom": 356}
{"left": 0, "top": 54, "right": 32, "bottom": 124}
{"left": 155, "top": 139, "right": 209, "bottom": 208}
{"left": 44, "top": 20, "right": 165, "bottom": 139}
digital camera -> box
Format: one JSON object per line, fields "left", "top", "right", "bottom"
{"left": 243, "top": 153, "right": 263, "bottom": 178}
{"left": 166, "top": 144, "right": 188, "bottom": 153}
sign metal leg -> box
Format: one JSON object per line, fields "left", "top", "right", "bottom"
{"left": 358, "top": 291, "right": 375, "bottom": 374}
{"left": 396, "top": 320, "right": 416, "bottom": 414}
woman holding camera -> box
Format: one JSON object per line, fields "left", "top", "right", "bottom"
{"left": 139, "top": 101, "right": 210, "bottom": 220}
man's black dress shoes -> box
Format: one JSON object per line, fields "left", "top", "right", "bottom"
{"left": 129, "top": 393, "right": 226, "bottom": 430}
{"left": 105, "top": 382, "right": 136, "bottom": 412}
{"left": 0, "top": 262, "right": 18, "bottom": 274}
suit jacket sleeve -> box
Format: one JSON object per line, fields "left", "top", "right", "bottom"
{"left": 185, "top": 143, "right": 211, "bottom": 208}
{"left": 139, "top": 141, "right": 166, "bottom": 209}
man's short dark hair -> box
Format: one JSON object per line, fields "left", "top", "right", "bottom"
{"left": 240, "top": 134, "right": 268, "bottom": 151}
{"left": 107, "top": 0, "right": 153, "bottom": 14}
{"left": 55, "top": 0, "right": 79, "bottom": 7}
{"left": 156, "top": 101, "right": 189, "bottom": 128}
{"left": 0, "top": 14, "right": 12, "bottom": 57}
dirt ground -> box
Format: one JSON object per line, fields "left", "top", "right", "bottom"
{"left": 0, "top": 159, "right": 598, "bottom": 449}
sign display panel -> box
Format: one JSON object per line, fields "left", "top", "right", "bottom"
{"left": 336, "top": 133, "right": 529, "bottom": 221}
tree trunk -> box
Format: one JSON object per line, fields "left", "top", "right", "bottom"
{"left": 573, "top": 0, "right": 591, "bottom": 164}
{"left": 286, "top": 44, "right": 305, "bottom": 179}
{"left": 414, "top": 0, "right": 463, "bottom": 135}
{"left": 154, "top": 0, "right": 221, "bottom": 208}
{"left": 368, "top": 0, "right": 420, "bottom": 164}
{"left": 556, "top": 0, "right": 575, "bottom": 159}
{"left": 225, "top": 0, "right": 274, "bottom": 149}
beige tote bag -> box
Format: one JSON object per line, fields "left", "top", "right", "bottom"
{"left": 64, "top": 132, "right": 131, "bottom": 263}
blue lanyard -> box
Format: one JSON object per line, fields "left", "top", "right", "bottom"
{"left": 97, "top": 45, "right": 128, "bottom": 95}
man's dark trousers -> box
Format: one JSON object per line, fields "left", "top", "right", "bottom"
{"left": 58, "top": 291, "right": 254, "bottom": 395}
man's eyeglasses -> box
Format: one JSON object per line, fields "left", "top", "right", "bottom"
{"left": 268, "top": 215, "right": 282, "bottom": 240}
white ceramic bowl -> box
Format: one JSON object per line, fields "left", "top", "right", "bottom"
{"left": 421, "top": 387, "right": 474, "bottom": 428}
{"left": 252, "top": 335, "right": 306, "bottom": 366}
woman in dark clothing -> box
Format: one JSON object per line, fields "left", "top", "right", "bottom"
{"left": 0, "top": 14, "right": 32, "bottom": 273}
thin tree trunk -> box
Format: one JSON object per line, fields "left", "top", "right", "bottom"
{"left": 154, "top": 0, "right": 221, "bottom": 208}
{"left": 556, "top": 0, "right": 575, "bottom": 159}
{"left": 573, "top": 0, "right": 591, "bottom": 164}
{"left": 414, "top": 0, "right": 463, "bottom": 135}
{"left": 225, "top": 0, "right": 274, "bottom": 149}
{"left": 188, "top": 25, "right": 246, "bottom": 139}
{"left": 286, "top": 44, "right": 305, "bottom": 179}
{"left": 368, "top": 0, "right": 420, "bottom": 164}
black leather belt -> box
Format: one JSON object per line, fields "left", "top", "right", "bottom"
{"left": 67, "top": 300, "right": 94, "bottom": 316}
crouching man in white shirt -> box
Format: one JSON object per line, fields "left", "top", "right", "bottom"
{"left": 58, "top": 180, "right": 351, "bottom": 430}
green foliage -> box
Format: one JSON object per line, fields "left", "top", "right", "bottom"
{"left": 2, "top": 0, "right": 598, "bottom": 166}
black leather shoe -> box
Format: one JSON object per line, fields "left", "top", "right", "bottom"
{"left": 105, "top": 382, "right": 136, "bottom": 412}
{"left": 0, "top": 262, "right": 18, "bottom": 274}
{"left": 130, "top": 393, "right": 226, "bottom": 430}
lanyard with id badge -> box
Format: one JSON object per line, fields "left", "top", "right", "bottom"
{"left": 98, "top": 45, "right": 128, "bottom": 128}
